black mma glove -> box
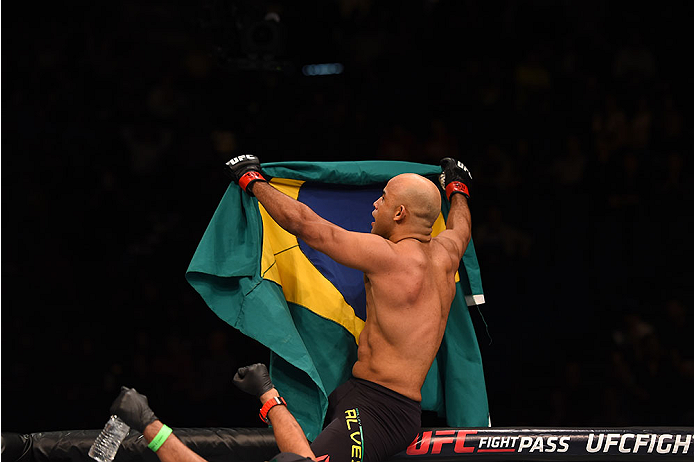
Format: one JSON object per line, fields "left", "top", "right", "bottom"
{"left": 109, "top": 386, "right": 158, "bottom": 433}
{"left": 233, "top": 363, "right": 275, "bottom": 398}
{"left": 439, "top": 157, "right": 473, "bottom": 200}
{"left": 225, "top": 154, "right": 267, "bottom": 196}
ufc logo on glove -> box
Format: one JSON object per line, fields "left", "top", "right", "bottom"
{"left": 227, "top": 154, "right": 258, "bottom": 166}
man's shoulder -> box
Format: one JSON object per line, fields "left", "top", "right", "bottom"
{"left": 432, "top": 230, "right": 462, "bottom": 251}
{"left": 429, "top": 234, "right": 464, "bottom": 268}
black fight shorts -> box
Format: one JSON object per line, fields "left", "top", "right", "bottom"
{"left": 310, "top": 378, "right": 421, "bottom": 462}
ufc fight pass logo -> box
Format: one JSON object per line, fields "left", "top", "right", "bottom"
{"left": 403, "top": 429, "right": 694, "bottom": 457}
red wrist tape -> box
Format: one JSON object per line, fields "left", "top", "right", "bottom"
{"left": 259, "top": 396, "right": 286, "bottom": 424}
{"left": 445, "top": 181, "right": 469, "bottom": 200}
{"left": 239, "top": 171, "right": 266, "bottom": 192}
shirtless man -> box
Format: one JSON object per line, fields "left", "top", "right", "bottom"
{"left": 226, "top": 156, "right": 474, "bottom": 462}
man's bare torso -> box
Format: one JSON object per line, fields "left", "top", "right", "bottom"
{"left": 351, "top": 237, "right": 458, "bottom": 402}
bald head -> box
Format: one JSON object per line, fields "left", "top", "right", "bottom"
{"left": 388, "top": 173, "right": 441, "bottom": 227}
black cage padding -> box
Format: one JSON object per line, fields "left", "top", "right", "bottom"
{"left": 3, "top": 427, "right": 694, "bottom": 462}
{"left": 3, "top": 428, "right": 278, "bottom": 462}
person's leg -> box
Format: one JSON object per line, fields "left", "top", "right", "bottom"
{"left": 357, "top": 401, "right": 420, "bottom": 462}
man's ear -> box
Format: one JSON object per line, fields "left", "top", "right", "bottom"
{"left": 393, "top": 205, "right": 406, "bottom": 222}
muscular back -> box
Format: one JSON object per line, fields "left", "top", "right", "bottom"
{"left": 249, "top": 174, "right": 470, "bottom": 402}
{"left": 352, "top": 236, "right": 459, "bottom": 402}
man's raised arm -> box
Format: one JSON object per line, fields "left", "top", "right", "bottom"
{"left": 225, "top": 155, "right": 396, "bottom": 274}
{"left": 436, "top": 157, "right": 473, "bottom": 260}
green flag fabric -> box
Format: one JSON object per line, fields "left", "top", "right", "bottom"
{"left": 186, "top": 161, "right": 489, "bottom": 440}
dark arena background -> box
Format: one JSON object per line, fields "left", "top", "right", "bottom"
{"left": 2, "top": 0, "right": 694, "bottom": 456}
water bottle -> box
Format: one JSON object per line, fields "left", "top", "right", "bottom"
{"left": 88, "top": 415, "right": 130, "bottom": 462}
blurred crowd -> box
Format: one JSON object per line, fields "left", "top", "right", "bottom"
{"left": 3, "top": 0, "right": 692, "bottom": 433}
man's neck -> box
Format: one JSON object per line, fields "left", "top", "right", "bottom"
{"left": 391, "top": 234, "right": 431, "bottom": 243}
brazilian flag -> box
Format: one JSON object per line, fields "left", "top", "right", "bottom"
{"left": 186, "top": 161, "right": 488, "bottom": 440}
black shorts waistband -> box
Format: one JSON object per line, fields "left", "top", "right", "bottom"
{"left": 349, "top": 377, "right": 422, "bottom": 410}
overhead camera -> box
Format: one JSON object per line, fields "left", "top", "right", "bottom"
{"left": 242, "top": 12, "right": 285, "bottom": 57}
{"left": 231, "top": 11, "right": 293, "bottom": 73}
{"left": 201, "top": 1, "right": 293, "bottom": 74}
